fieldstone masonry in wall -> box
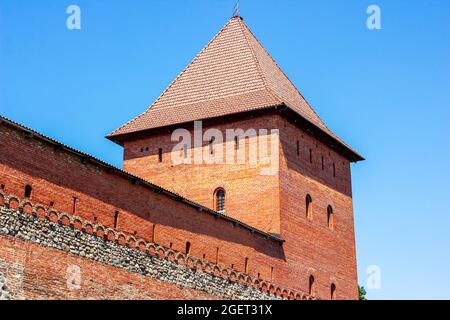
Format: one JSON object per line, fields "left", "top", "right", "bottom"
{"left": 0, "top": 198, "right": 308, "bottom": 300}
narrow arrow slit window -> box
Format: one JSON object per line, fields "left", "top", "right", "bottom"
{"left": 215, "top": 188, "right": 225, "bottom": 213}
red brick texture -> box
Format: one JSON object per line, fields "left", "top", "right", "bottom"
{"left": 122, "top": 112, "right": 359, "bottom": 300}
{"left": 0, "top": 120, "right": 288, "bottom": 299}
{"left": 0, "top": 110, "right": 359, "bottom": 300}
{"left": 0, "top": 234, "right": 218, "bottom": 300}
{"left": 278, "top": 115, "right": 358, "bottom": 300}
{"left": 123, "top": 114, "right": 281, "bottom": 235}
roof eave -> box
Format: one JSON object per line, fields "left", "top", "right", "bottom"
{"left": 276, "top": 105, "right": 364, "bottom": 162}
{"left": 106, "top": 132, "right": 126, "bottom": 146}
{"left": 106, "top": 105, "right": 364, "bottom": 163}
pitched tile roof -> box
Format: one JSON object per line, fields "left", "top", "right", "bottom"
{"left": 108, "top": 17, "right": 362, "bottom": 161}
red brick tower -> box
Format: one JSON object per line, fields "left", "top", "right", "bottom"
{"left": 108, "top": 16, "right": 364, "bottom": 299}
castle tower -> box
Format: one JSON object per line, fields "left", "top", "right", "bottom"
{"left": 108, "top": 16, "right": 363, "bottom": 299}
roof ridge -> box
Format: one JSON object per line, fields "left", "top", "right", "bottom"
{"left": 109, "top": 18, "right": 237, "bottom": 136}
{"left": 239, "top": 19, "right": 332, "bottom": 132}
{"left": 236, "top": 18, "right": 282, "bottom": 105}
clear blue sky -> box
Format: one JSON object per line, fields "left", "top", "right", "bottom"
{"left": 1, "top": 0, "right": 449, "bottom": 300}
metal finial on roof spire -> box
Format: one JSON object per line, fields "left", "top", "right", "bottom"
{"left": 232, "top": 1, "right": 240, "bottom": 18}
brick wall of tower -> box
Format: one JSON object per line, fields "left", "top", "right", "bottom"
{"left": 122, "top": 112, "right": 359, "bottom": 300}
{"left": 122, "top": 114, "right": 281, "bottom": 236}
{"left": 277, "top": 115, "right": 358, "bottom": 300}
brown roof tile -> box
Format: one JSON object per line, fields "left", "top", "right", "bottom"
{"left": 108, "top": 17, "right": 362, "bottom": 160}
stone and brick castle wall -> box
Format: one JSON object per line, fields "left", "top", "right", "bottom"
{"left": 0, "top": 117, "right": 316, "bottom": 300}
{"left": 0, "top": 205, "right": 282, "bottom": 300}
